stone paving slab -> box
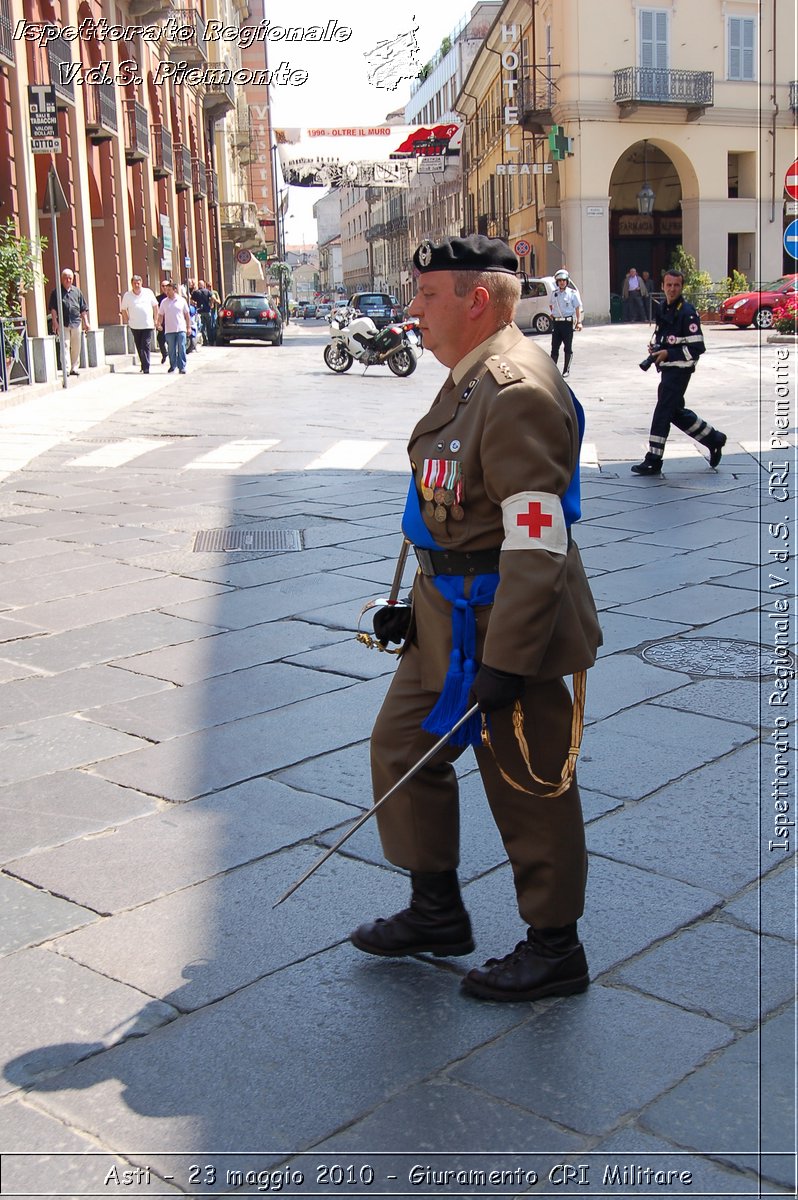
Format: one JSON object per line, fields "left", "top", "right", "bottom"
{"left": 159, "top": 572, "right": 369, "bottom": 630}
{"left": 11, "top": 576, "right": 230, "bottom": 634}
{"left": 112, "top": 621, "right": 350, "bottom": 685}
{"left": 680, "top": 610, "right": 763, "bottom": 643}
{"left": 594, "top": 611, "right": 691, "bottom": 656}
{"left": 608, "top": 497, "right": 738, "bottom": 535}
{"left": 640, "top": 1007, "right": 795, "bottom": 1190}
{"left": 8, "top": 782, "right": 359, "bottom": 913}
{"left": 0, "top": 664, "right": 173, "bottom": 728}
{"left": 93, "top": 675, "right": 390, "bottom": 802}
{"left": 589, "top": 553, "right": 748, "bottom": 608}
{"left": 86, "top": 661, "right": 354, "bottom": 742}
{"left": 0, "top": 541, "right": 97, "bottom": 567}
{"left": 285, "top": 638, "right": 402, "bottom": 679}
{"left": 629, "top": 518, "right": 757, "bottom": 553}
{"left": 588, "top": 1128, "right": 770, "bottom": 1195}
{"left": 0, "top": 771, "right": 159, "bottom": 862}
{"left": 24, "top": 944, "right": 528, "bottom": 1156}
{"left": 0, "top": 615, "right": 46, "bottom": 642}
{"left": 722, "top": 864, "right": 796, "bottom": 942}
{"left": 569, "top": 524, "right": 635, "bottom": 550}
{"left": 0, "top": 612, "right": 225, "bottom": 673}
{"left": 578, "top": 703, "right": 755, "bottom": 801}
{"left": 0, "top": 874, "right": 95, "bottom": 953}
{"left": 586, "top": 743, "right": 763, "bottom": 893}
{"left": 650, "top": 678, "right": 769, "bottom": 728}
{"left": 583, "top": 653, "right": 691, "bottom": 723}
{"left": 0, "top": 714, "right": 148, "bottom": 787}
{"left": 609, "top": 921, "right": 794, "bottom": 1030}
{"left": 171, "top": 545, "right": 380, "bottom": 590}
{"left": 1, "top": 947, "right": 177, "bottom": 1098}
{"left": 450, "top": 985, "right": 732, "bottom": 1138}
{"left": 612, "top": 581, "right": 756, "bottom": 626}
{"left": 579, "top": 539, "right": 685, "bottom": 573}
{"left": 0, "top": 659, "right": 42, "bottom": 684}
{"left": 0, "top": 561, "right": 161, "bottom": 608}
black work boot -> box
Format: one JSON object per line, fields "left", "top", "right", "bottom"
{"left": 708, "top": 432, "right": 727, "bottom": 469}
{"left": 460, "top": 923, "right": 589, "bottom": 1002}
{"left": 631, "top": 452, "right": 662, "bottom": 476}
{"left": 562, "top": 354, "right": 572, "bottom": 378}
{"left": 350, "top": 870, "right": 475, "bottom": 958}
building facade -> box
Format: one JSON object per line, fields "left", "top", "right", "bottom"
{"left": 457, "top": 0, "right": 796, "bottom": 320}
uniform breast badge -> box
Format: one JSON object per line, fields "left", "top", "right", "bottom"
{"left": 422, "top": 459, "right": 464, "bottom": 524}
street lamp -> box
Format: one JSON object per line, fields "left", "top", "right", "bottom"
{"left": 637, "top": 140, "right": 655, "bottom": 215}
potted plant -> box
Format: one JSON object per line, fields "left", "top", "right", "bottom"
{"left": 0, "top": 218, "right": 47, "bottom": 378}
{"left": 772, "top": 294, "right": 798, "bottom": 339}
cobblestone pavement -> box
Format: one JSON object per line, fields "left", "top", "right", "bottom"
{"left": 0, "top": 323, "right": 794, "bottom": 1198}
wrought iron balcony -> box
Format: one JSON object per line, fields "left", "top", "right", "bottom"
{"left": 173, "top": 142, "right": 192, "bottom": 191}
{"left": 207, "top": 168, "right": 219, "bottom": 207}
{"left": 790, "top": 81, "right": 798, "bottom": 114}
{"left": 203, "top": 78, "right": 236, "bottom": 117}
{"left": 124, "top": 100, "right": 150, "bottom": 162}
{"left": 0, "top": 0, "right": 14, "bottom": 67}
{"left": 84, "top": 81, "right": 118, "bottom": 141}
{"left": 614, "top": 67, "right": 714, "bottom": 115}
{"left": 192, "top": 157, "right": 207, "bottom": 198}
{"left": 517, "top": 70, "right": 554, "bottom": 134}
{"left": 220, "top": 201, "right": 260, "bottom": 238}
{"left": 127, "top": 0, "right": 174, "bottom": 17}
{"left": 168, "top": 8, "right": 208, "bottom": 64}
{"left": 46, "top": 30, "right": 75, "bottom": 107}
{"left": 151, "top": 124, "right": 173, "bottom": 177}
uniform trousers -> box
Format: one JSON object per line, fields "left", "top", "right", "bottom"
{"left": 550, "top": 319, "right": 574, "bottom": 369}
{"left": 648, "top": 367, "right": 716, "bottom": 459}
{"left": 371, "top": 639, "right": 587, "bottom": 929}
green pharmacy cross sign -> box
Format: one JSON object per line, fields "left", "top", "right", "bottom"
{"left": 548, "top": 126, "right": 573, "bottom": 161}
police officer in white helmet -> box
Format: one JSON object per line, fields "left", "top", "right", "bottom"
{"left": 550, "top": 269, "right": 582, "bottom": 378}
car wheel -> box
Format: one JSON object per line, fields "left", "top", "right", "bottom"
{"left": 533, "top": 313, "right": 552, "bottom": 334}
{"left": 323, "top": 343, "right": 354, "bottom": 373}
{"left": 753, "top": 308, "right": 774, "bottom": 330}
{"left": 387, "top": 348, "right": 417, "bottom": 377}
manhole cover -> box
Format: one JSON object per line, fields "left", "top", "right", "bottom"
{"left": 641, "top": 637, "right": 787, "bottom": 679}
{"left": 193, "top": 528, "right": 303, "bottom": 553}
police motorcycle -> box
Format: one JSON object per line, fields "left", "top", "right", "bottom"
{"left": 323, "top": 306, "right": 421, "bottom": 377}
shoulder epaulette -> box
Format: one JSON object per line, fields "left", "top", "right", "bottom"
{"left": 486, "top": 354, "right": 524, "bottom": 386}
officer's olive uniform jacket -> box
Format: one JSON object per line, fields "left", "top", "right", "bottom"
{"left": 407, "top": 323, "right": 601, "bottom": 691}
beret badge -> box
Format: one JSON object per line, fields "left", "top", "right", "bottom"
{"left": 418, "top": 241, "right": 433, "bottom": 268}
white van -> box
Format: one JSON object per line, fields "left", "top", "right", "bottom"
{"left": 515, "top": 276, "right": 556, "bottom": 334}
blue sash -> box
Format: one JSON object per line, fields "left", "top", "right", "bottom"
{"left": 400, "top": 387, "right": 585, "bottom": 749}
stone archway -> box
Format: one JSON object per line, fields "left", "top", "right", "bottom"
{"left": 608, "top": 140, "right": 698, "bottom": 297}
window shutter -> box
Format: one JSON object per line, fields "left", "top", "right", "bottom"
{"left": 742, "top": 18, "right": 754, "bottom": 80}
{"left": 640, "top": 10, "right": 668, "bottom": 70}
{"left": 640, "top": 9, "right": 654, "bottom": 68}
{"left": 729, "top": 16, "right": 742, "bottom": 78}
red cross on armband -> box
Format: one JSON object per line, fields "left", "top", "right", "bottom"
{"left": 516, "top": 500, "right": 554, "bottom": 538}
{"left": 501, "top": 491, "right": 568, "bottom": 555}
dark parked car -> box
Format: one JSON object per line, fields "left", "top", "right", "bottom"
{"left": 216, "top": 294, "right": 283, "bottom": 346}
{"left": 303, "top": 303, "right": 318, "bottom": 319}
{"left": 349, "top": 292, "right": 394, "bottom": 329}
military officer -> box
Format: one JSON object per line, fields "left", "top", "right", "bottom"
{"left": 632, "top": 268, "right": 726, "bottom": 475}
{"left": 350, "top": 235, "right": 602, "bottom": 1002}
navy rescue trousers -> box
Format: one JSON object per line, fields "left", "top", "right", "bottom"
{"left": 648, "top": 367, "right": 718, "bottom": 460}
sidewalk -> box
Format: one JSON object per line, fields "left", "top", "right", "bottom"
{"left": 0, "top": 329, "right": 793, "bottom": 1198}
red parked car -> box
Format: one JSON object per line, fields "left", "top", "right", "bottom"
{"left": 719, "top": 274, "right": 798, "bottom": 329}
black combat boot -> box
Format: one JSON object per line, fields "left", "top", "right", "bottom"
{"left": 708, "top": 432, "right": 727, "bottom": 468}
{"left": 562, "top": 354, "right": 573, "bottom": 378}
{"left": 631, "top": 452, "right": 662, "bottom": 476}
{"left": 460, "top": 923, "right": 589, "bottom": 1002}
{"left": 350, "top": 870, "right": 475, "bottom": 958}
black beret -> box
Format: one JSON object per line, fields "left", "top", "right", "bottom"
{"left": 413, "top": 235, "right": 518, "bottom": 276}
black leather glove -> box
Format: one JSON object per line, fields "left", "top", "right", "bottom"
{"left": 471, "top": 663, "right": 525, "bottom": 713}
{"left": 372, "top": 603, "right": 412, "bottom": 645}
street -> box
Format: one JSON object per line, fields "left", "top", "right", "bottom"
{"left": 0, "top": 321, "right": 793, "bottom": 1198}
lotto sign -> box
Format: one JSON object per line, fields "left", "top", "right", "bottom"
{"left": 28, "top": 84, "right": 60, "bottom": 154}
{"left": 514, "top": 239, "right": 531, "bottom": 257}
{"left": 783, "top": 219, "right": 798, "bottom": 261}
{"left": 784, "top": 158, "right": 798, "bottom": 200}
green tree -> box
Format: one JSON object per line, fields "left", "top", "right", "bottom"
{"left": 0, "top": 218, "right": 47, "bottom": 356}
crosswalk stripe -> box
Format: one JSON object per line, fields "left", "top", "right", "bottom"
{"left": 65, "top": 438, "right": 175, "bottom": 468}
{"left": 183, "top": 439, "right": 280, "bottom": 470}
{"left": 581, "top": 441, "right": 599, "bottom": 468}
{"left": 306, "top": 440, "right": 389, "bottom": 470}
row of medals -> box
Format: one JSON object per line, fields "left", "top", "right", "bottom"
{"left": 422, "top": 484, "right": 464, "bottom": 523}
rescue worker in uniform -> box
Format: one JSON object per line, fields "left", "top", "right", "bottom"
{"left": 549, "top": 268, "right": 582, "bottom": 377}
{"left": 350, "top": 236, "right": 602, "bottom": 1002}
{"left": 632, "top": 268, "right": 726, "bottom": 475}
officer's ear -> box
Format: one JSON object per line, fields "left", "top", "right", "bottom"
{"left": 469, "top": 286, "right": 491, "bottom": 320}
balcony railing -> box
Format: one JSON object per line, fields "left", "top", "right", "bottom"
{"left": 124, "top": 100, "right": 150, "bottom": 162}
{"left": 203, "top": 77, "right": 236, "bottom": 116}
{"left": 84, "top": 81, "right": 118, "bottom": 140}
{"left": 614, "top": 67, "right": 714, "bottom": 112}
{"left": 168, "top": 8, "right": 208, "bottom": 63}
{"left": 220, "top": 201, "right": 260, "bottom": 236}
{"left": 151, "top": 124, "right": 173, "bottom": 177}
{"left": 192, "top": 157, "right": 207, "bottom": 198}
{"left": 0, "top": 0, "right": 14, "bottom": 67}
{"left": 207, "top": 168, "right": 219, "bottom": 207}
{"left": 790, "top": 81, "right": 798, "bottom": 114}
{"left": 46, "top": 30, "right": 75, "bottom": 107}
{"left": 517, "top": 70, "right": 554, "bottom": 133}
{"left": 173, "top": 142, "right": 192, "bottom": 190}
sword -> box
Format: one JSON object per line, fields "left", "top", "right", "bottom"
{"left": 272, "top": 702, "right": 480, "bottom": 908}
{"left": 355, "top": 536, "right": 412, "bottom": 652}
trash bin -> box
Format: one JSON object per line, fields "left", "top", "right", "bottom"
{"left": 610, "top": 293, "right": 623, "bottom": 323}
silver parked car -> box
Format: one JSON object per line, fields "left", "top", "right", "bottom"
{"left": 515, "top": 276, "right": 556, "bottom": 334}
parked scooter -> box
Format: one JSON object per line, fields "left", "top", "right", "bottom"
{"left": 323, "top": 307, "right": 421, "bottom": 376}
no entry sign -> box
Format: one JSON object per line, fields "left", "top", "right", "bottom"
{"left": 785, "top": 158, "right": 798, "bottom": 200}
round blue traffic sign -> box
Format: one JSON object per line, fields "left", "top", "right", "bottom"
{"left": 784, "top": 219, "right": 798, "bottom": 260}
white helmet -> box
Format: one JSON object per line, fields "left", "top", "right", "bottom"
{"left": 554, "top": 269, "right": 569, "bottom": 281}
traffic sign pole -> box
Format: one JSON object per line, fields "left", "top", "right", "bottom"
{"left": 48, "top": 170, "right": 69, "bottom": 391}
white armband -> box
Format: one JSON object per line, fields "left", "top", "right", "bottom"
{"left": 501, "top": 491, "right": 568, "bottom": 555}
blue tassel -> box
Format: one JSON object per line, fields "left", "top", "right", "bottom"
{"left": 422, "top": 646, "right": 467, "bottom": 740}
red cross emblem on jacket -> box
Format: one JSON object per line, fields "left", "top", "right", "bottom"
{"left": 517, "top": 500, "right": 553, "bottom": 538}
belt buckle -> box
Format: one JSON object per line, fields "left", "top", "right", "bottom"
{"left": 414, "top": 547, "right": 435, "bottom": 576}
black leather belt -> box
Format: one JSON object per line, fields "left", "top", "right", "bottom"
{"left": 414, "top": 546, "right": 501, "bottom": 576}
{"left": 554, "top": 317, "right": 574, "bottom": 322}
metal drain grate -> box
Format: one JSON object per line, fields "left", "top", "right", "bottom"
{"left": 193, "top": 528, "right": 303, "bottom": 553}
{"left": 641, "top": 637, "right": 789, "bottom": 679}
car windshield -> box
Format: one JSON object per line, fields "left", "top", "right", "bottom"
{"left": 357, "top": 295, "right": 389, "bottom": 305}
{"left": 224, "top": 297, "right": 270, "bottom": 312}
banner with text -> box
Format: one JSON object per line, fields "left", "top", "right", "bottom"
{"left": 275, "top": 124, "right": 462, "bottom": 188}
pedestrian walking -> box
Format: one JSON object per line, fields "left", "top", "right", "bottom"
{"left": 48, "top": 268, "right": 90, "bottom": 376}
{"left": 632, "top": 268, "right": 726, "bottom": 475}
{"left": 155, "top": 279, "right": 170, "bottom": 363}
{"left": 192, "top": 279, "right": 216, "bottom": 346}
{"left": 549, "top": 268, "right": 582, "bottom": 377}
{"left": 156, "top": 281, "right": 191, "bottom": 374}
{"left": 350, "top": 234, "right": 602, "bottom": 1003}
{"left": 120, "top": 275, "right": 159, "bottom": 374}
{"left": 622, "top": 267, "right": 648, "bottom": 322}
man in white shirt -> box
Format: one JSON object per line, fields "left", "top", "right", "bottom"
{"left": 120, "top": 275, "right": 159, "bottom": 374}
{"left": 156, "top": 281, "right": 192, "bottom": 375}
{"left": 549, "top": 269, "right": 582, "bottom": 377}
